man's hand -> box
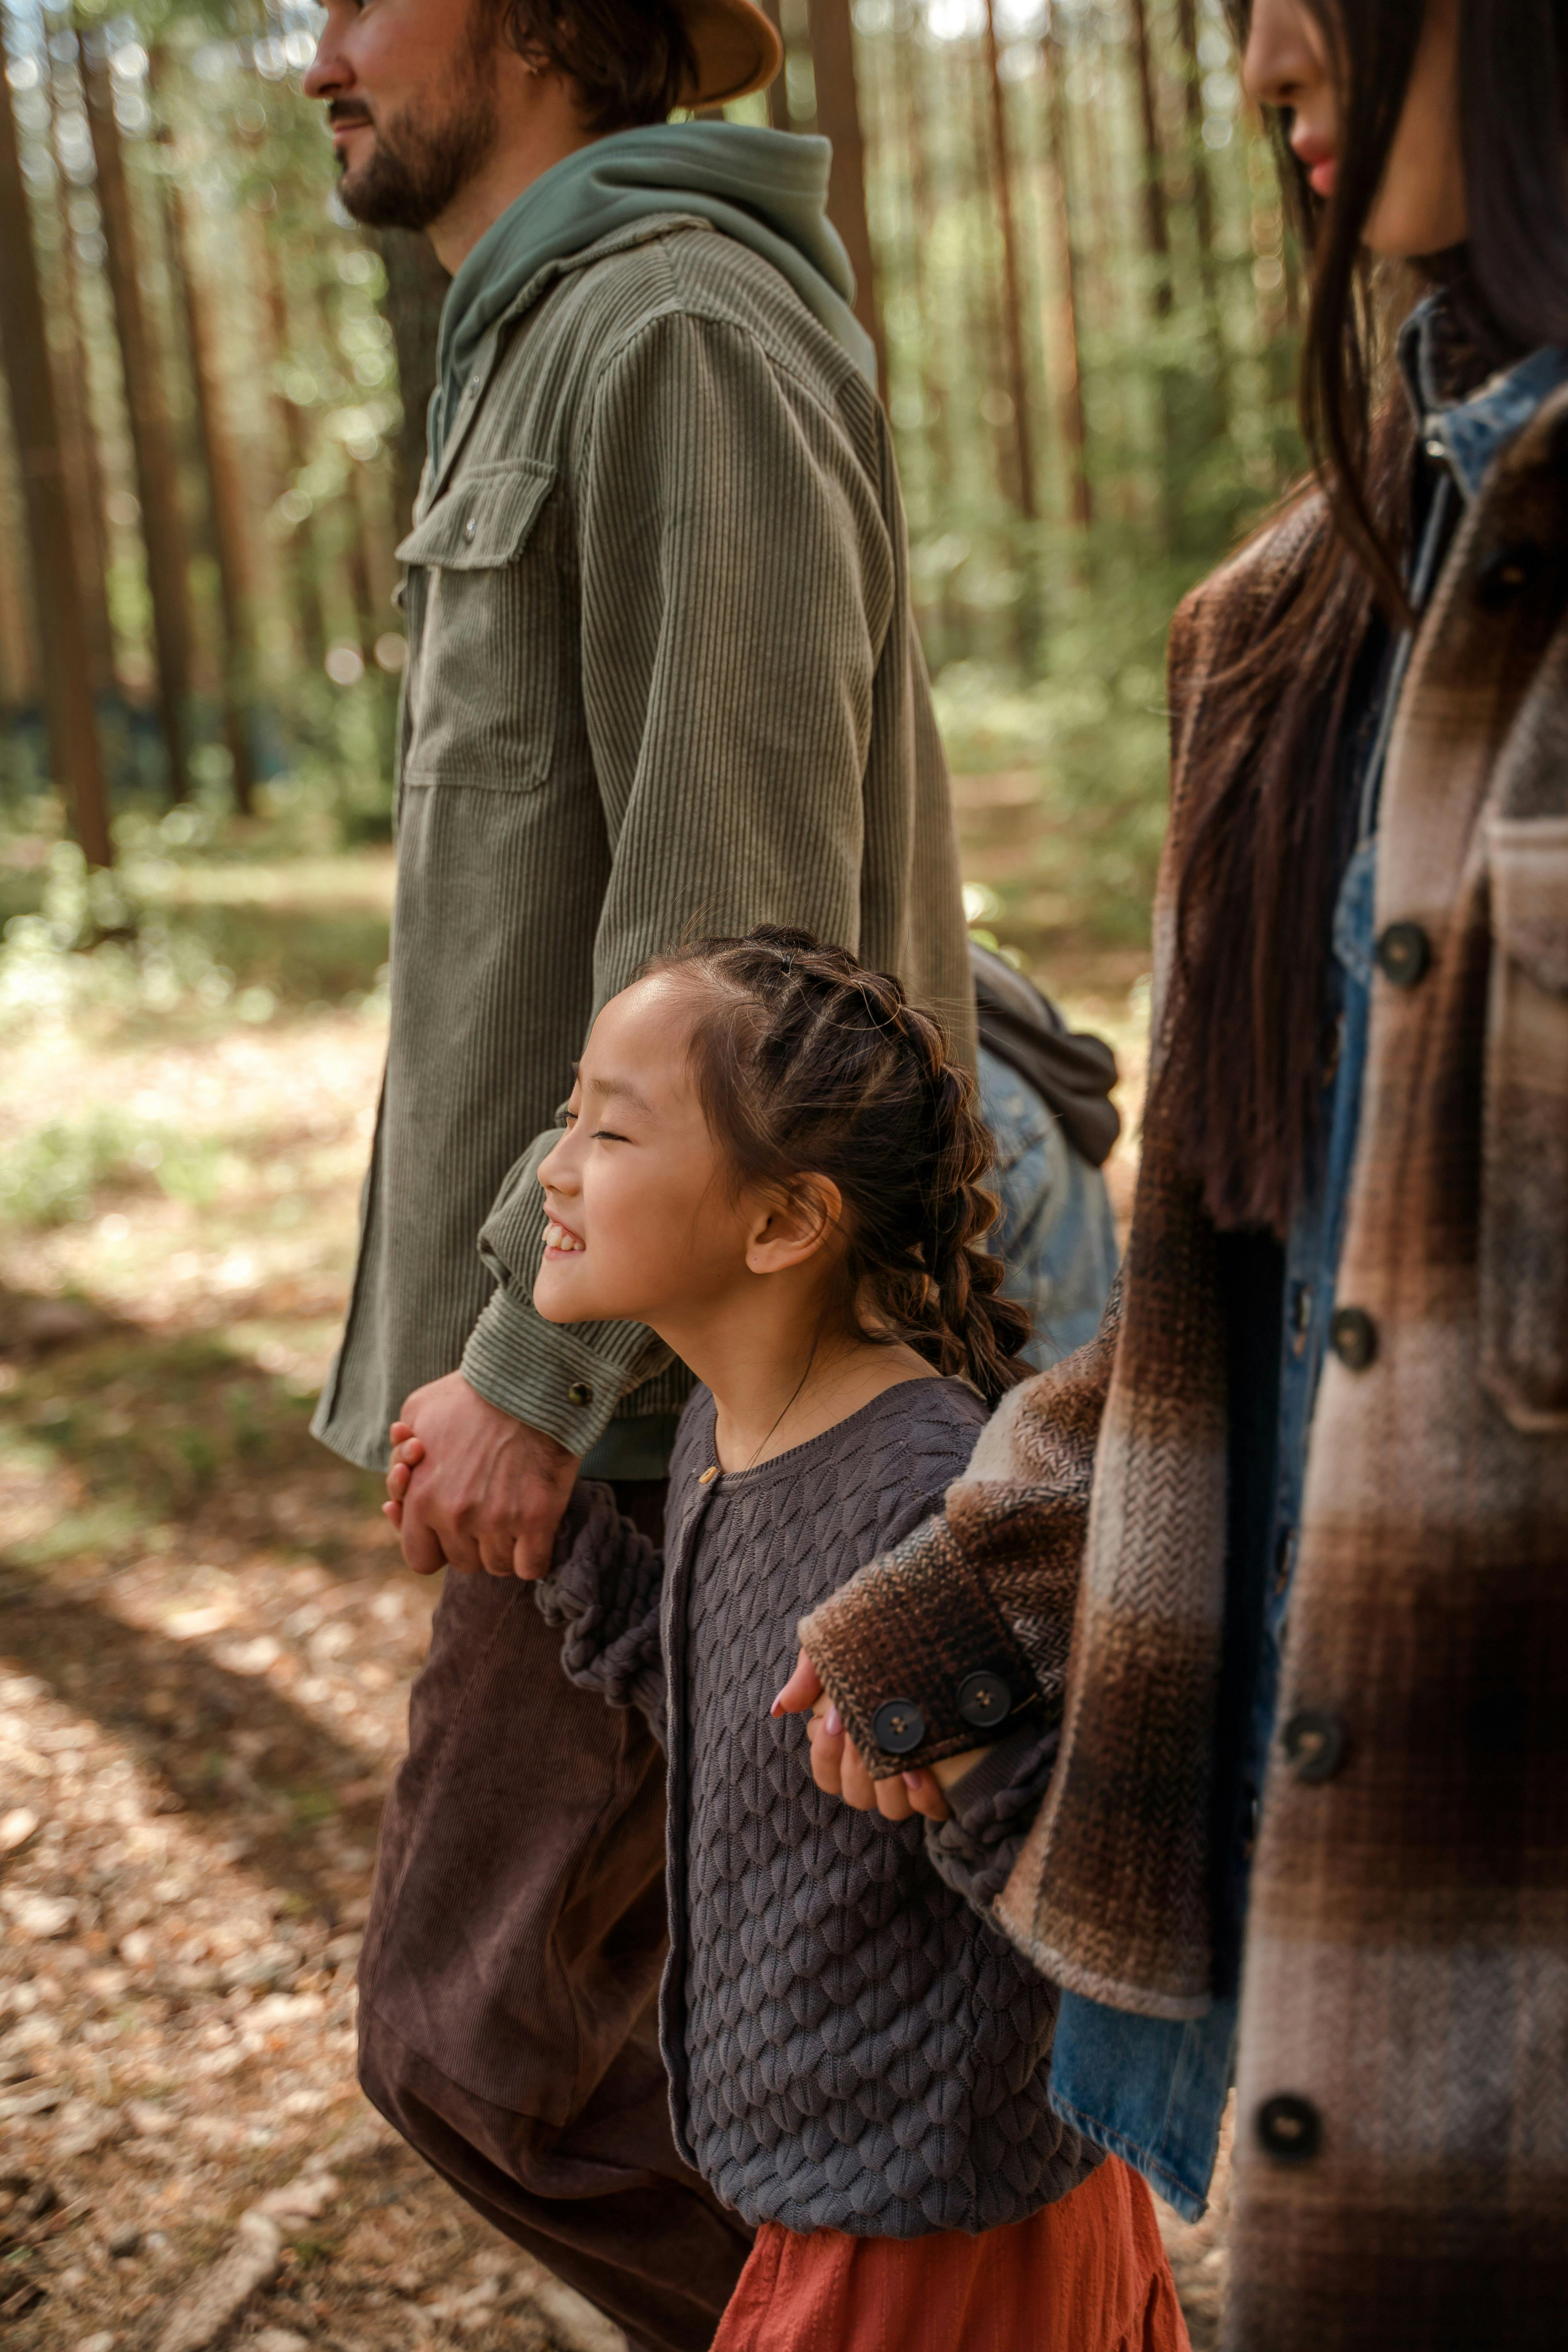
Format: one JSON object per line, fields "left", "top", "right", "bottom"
{"left": 381, "top": 1371, "right": 579, "bottom": 1581}
{"left": 771, "top": 1650, "right": 989, "bottom": 1826}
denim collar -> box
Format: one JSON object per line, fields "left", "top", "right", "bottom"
{"left": 1398, "top": 292, "right": 1568, "bottom": 505}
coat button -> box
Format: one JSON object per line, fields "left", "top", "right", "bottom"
{"left": 1330, "top": 1306, "right": 1377, "bottom": 1370}
{"left": 463, "top": 516, "right": 478, "bottom": 541}
{"left": 1474, "top": 543, "right": 1542, "bottom": 609}
{"left": 1375, "top": 921, "right": 1431, "bottom": 988}
{"left": 567, "top": 1381, "right": 593, "bottom": 1407}
{"left": 1256, "top": 2093, "right": 1321, "bottom": 2163}
{"left": 871, "top": 1699, "right": 927, "bottom": 1756}
{"left": 956, "top": 1670, "right": 1012, "bottom": 1730}
{"left": 1283, "top": 1707, "right": 1345, "bottom": 1782}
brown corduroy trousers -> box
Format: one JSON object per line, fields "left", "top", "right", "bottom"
{"left": 357, "top": 1483, "right": 752, "bottom": 2352}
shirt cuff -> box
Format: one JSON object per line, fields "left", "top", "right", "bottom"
{"left": 460, "top": 1279, "right": 670, "bottom": 1457}
{"left": 798, "top": 1511, "right": 1040, "bottom": 1777}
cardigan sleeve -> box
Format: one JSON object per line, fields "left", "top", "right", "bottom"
{"left": 798, "top": 1279, "right": 1122, "bottom": 1776}
{"left": 534, "top": 1481, "right": 668, "bottom": 1749}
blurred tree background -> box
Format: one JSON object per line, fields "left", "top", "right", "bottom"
{"left": 0, "top": 0, "right": 1302, "bottom": 968}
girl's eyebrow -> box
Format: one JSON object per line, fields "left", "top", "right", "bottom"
{"left": 589, "top": 1073, "right": 654, "bottom": 1115}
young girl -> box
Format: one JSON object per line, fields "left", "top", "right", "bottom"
{"left": 390, "top": 928, "right": 1185, "bottom": 2350}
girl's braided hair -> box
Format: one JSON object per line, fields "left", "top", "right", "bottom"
{"left": 648, "top": 927, "right": 1031, "bottom": 1405}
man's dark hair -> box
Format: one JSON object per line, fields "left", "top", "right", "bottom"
{"left": 497, "top": 0, "right": 696, "bottom": 131}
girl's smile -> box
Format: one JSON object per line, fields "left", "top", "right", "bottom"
{"left": 543, "top": 1218, "right": 586, "bottom": 1256}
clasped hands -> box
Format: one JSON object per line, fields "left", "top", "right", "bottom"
{"left": 380, "top": 1374, "right": 987, "bottom": 1824}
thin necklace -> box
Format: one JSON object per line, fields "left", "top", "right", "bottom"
{"left": 699, "top": 1322, "right": 828, "bottom": 1485}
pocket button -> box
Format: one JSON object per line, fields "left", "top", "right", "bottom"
{"left": 1330, "top": 1307, "right": 1377, "bottom": 1370}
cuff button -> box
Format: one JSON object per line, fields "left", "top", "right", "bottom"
{"left": 871, "top": 1699, "right": 927, "bottom": 1757}
{"left": 567, "top": 1381, "right": 593, "bottom": 1407}
{"left": 956, "top": 1670, "right": 1012, "bottom": 1730}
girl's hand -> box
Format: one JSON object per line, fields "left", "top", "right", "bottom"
{"left": 771, "top": 1650, "right": 983, "bottom": 1825}
{"left": 382, "top": 1420, "right": 426, "bottom": 1536}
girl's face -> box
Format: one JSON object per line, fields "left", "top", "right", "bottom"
{"left": 1243, "top": 0, "right": 1466, "bottom": 258}
{"left": 534, "top": 976, "right": 832, "bottom": 1339}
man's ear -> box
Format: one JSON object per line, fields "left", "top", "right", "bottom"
{"left": 744, "top": 1176, "right": 843, "bottom": 1276}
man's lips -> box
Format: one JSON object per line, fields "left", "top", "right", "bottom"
{"left": 327, "top": 106, "right": 374, "bottom": 143}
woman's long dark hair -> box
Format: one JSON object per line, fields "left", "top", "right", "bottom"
{"left": 1165, "top": 0, "right": 1568, "bottom": 1236}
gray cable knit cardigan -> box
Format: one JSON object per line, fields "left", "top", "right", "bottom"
{"left": 537, "top": 1377, "right": 1100, "bottom": 2237}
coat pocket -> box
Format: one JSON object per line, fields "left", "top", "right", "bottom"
{"left": 395, "top": 457, "right": 561, "bottom": 792}
{"left": 1480, "top": 813, "right": 1568, "bottom": 1430}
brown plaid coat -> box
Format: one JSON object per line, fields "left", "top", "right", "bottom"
{"left": 802, "top": 395, "right": 1568, "bottom": 2347}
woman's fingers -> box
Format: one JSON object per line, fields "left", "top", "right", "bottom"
{"left": 771, "top": 1648, "right": 824, "bottom": 1718}
{"left": 900, "top": 1769, "right": 953, "bottom": 1823}
{"left": 806, "top": 1704, "right": 846, "bottom": 1795}
{"left": 382, "top": 1499, "right": 403, "bottom": 1528}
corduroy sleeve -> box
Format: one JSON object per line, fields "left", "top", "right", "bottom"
{"left": 461, "top": 310, "right": 891, "bottom": 1452}
{"left": 799, "top": 1285, "right": 1122, "bottom": 1774}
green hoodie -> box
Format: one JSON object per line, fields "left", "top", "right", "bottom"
{"left": 430, "top": 119, "right": 874, "bottom": 470}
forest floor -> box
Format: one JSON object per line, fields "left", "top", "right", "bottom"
{"left": 0, "top": 838, "right": 1227, "bottom": 2352}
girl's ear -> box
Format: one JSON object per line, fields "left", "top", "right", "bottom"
{"left": 745, "top": 1176, "right": 844, "bottom": 1276}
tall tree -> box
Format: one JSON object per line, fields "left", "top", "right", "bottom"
{"left": 1040, "top": 24, "right": 1093, "bottom": 529}
{"left": 1127, "top": 0, "right": 1172, "bottom": 316}
{"left": 1174, "top": 0, "right": 1225, "bottom": 380}
{"left": 374, "top": 228, "right": 447, "bottom": 538}
{"left": 0, "top": 16, "right": 112, "bottom": 865}
{"left": 806, "top": 0, "right": 887, "bottom": 396}
{"left": 981, "top": 0, "right": 1036, "bottom": 520}
{"left": 757, "top": 0, "right": 791, "bottom": 131}
{"left": 44, "top": 37, "right": 118, "bottom": 698}
{"left": 257, "top": 222, "right": 328, "bottom": 673}
{"left": 80, "top": 27, "right": 192, "bottom": 800}
{"left": 165, "top": 167, "right": 258, "bottom": 811}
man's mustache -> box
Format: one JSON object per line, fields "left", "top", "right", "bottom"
{"left": 328, "top": 99, "right": 375, "bottom": 130}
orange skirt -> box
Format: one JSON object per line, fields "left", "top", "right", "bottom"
{"left": 710, "top": 2156, "right": 1190, "bottom": 2352}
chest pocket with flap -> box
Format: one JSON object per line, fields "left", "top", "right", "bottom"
{"left": 1480, "top": 812, "right": 1568, "bottom": 1430}
{"left": 396, "top": 456, "right": 561, "bottom": 792}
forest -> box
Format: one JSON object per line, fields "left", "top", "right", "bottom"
{"left": 0, "top": 1, "right": 1287, "bottom": 2342}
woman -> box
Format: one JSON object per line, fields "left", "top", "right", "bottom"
{"left": 775, "top": 1, "right": 1568, "bottom": 2344}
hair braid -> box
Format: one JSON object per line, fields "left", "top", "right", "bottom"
{"left": 646, "top": 926, "right": 1031, "bottom": 1403}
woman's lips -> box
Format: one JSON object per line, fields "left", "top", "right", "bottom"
{"left": 1292, "top": 132, "right": 1337, "bottom": 198}
{"left": 1307, "top": 156, "right": 1337, "bottom": 197}
{"left": 543, "top": 1219, "right": 585, "bottom": 1256}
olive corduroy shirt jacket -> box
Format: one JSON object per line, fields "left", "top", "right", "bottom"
{"left": 802, "top": 405, "right": 1568, "bottom": 2348}
{"left": 312, "top": 216, "right": 972, "bottom": 1474}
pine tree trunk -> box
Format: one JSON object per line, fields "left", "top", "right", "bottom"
{"left": 45, "top": 46, "right": 118, "bottom": 699}
{"left": 1040, "top": 27, "right": 1092, "bottom": 528}
{"left": 162, "top": 130, "right": 257, "bottom": 814}
{"left": 1174, "top": 0, "right": 1228, "bottom": 416}
{"left": 0, "top": 23, "right": 112, "bottom": 864}
{"left": 257, "top": 224, "right": 328, "bottom": 674}
{"left": 757, "top": 0, "right": 791, "bottom": 130}
{"left": 805, "top": 0, "right": 887, "bottom": 396}
{"left": 981, "top": 0, "right": 1036, "bottom": 519}
{"left": 0, "top": 416, "right": 38, "bottom": 711}
{"left": 80, "top": 28, "right": 191, "bottom": 802}
{"left": 374, "top": 228, "right": 447, "bottom": 538}
{"left": 1127, "top": 0, "right": 1171, "bottom": 313}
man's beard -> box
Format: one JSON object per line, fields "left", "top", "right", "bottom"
{"left": 333, "top": 45, "right": 499, "bottom": 232}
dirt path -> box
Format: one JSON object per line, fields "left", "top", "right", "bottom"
{"left": 0, "top": 982, "right": 1223, "bottom": 2350}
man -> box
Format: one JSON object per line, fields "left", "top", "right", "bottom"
{"left": 301, "top": 4, "right": 1115, "bottom": 2346}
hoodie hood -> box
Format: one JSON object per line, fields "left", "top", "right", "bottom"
{"left": 430, "top": 121, "right": 875, "bottom": 473}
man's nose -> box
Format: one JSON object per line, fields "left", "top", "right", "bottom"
{"left": 302, "top": 11, "right": 349, "bottom": 98}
